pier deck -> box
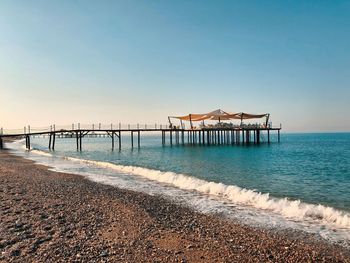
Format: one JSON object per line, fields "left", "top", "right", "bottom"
{"left": 0, "top": 126, "right": 281, "bottom": 151}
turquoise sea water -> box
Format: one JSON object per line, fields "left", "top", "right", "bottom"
{"left": 30, "top": 132, "right": 350, "bottom": 211}
{"left": 8, "top": 132, "right": 350, "bottom": 245}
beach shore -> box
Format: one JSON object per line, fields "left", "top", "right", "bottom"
{"left": 0, "top": 149, "right": 349, "bottom": 262}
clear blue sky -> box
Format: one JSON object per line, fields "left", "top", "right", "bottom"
{"left": 1, "top": 0, "right": 349, "bottom": 131}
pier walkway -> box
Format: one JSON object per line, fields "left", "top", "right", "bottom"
{"left": 0, "top": 124, "right": 281, "bottom": 151}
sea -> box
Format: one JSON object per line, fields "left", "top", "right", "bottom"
{"left": 7, "top": 132, "right": 350, "bottom": 246}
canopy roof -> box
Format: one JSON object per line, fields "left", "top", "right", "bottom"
{"left": 169, "top": 109, "right": 269, "bottom": 122}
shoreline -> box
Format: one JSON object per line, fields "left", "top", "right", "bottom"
{"left": 0, "top": 149, "right": 349, "bottom": 262}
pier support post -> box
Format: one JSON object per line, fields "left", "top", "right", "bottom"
{"left": 257, "top": 130, "right": 260, "bottom": 144}
{"left": 246, "top": 130, "right": 250, "bottom": 144}
{"left": 278, "top": 130, "right": 280, "bottom": 143}
{"left": 52, "top": 133, "right": 55, "bottom": 150}
{"left": 138, "top": 131, "right": 140, "bottom": 148}
{"left": 112, "top": 132, "right": 115, "bottom": 151}
{"left": 0, "top": 137, "right": 3, "bottom": 149}
{"left": 170, "top": 131, "right": 173, "bottom": 146}
{"left": 131, "top": 131, "right": 134, "bottom": 148}
{"left": 267, "top": 130, "right": 270, "bottom": 144}
{"left": 76, "top": 132, "right": 79, "bottom": 150}
{"left": 118, "top": 131, "right": 121, "bottom": 150}
{"left": 79, "top": 132, "right": 82, "bottom": 151}
{"left": 49, "top": 133, "right": 52, "bottom": 149}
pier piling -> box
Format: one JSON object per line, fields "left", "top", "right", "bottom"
{"left": 131, "top": 131, "right": 134, "bottom": 148}
{"left": 52, "top": 133, "right": 55, "bottom": 150}
{"left": 138, "top": 131, "right": 140, "bottom": 148}
{"left": 112, "top": 132, "right": 115, "bottom": 151}
{"left": 49, "top": 134, "right": 52, "bottom": 149}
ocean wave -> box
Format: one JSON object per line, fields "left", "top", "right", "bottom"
{"left": 50, "top": 154, "right": 350, "bottom": 230}
{"left": 30, "top": 149, "right": 54, "bottom": 157}
{"left": 11, "top": 141, "right": 350, "bottom": 231}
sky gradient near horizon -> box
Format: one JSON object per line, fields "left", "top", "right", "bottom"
{"left": 1, "top": 1, "right": 349, "bottom": 132}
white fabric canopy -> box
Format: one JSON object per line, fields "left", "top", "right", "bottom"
{"left": 169, "top": 109, "right": 268, "bottom": 122}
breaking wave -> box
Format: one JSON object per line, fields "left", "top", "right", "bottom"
{"left": 13, "top": 143, "right": 350, "bottom": 235}
{"left": 58, "top": 156, "right": 350, "bottom": 230}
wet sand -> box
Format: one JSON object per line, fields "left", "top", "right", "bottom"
{"left": 0, "top": 149, "right": 349, "bottom": 262}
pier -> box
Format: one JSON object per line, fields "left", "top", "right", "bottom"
{"left": 0, "top": 126, "right": 281, "bottom": 151}
{"left": 0, "top": 110, "right": 282, "bottom": 151}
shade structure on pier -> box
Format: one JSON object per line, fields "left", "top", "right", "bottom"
{"left": 239, "top": 113, "right": 269, "bottom": 119}
{"left": 169, "top": 109, "right": 269, "bottom": 122}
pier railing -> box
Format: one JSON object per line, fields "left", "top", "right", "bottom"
{"left": 0, "top": 123, "right": 282, "bottom": 136}
{"left": 0, "top": 123, "right": 171, "bottom": 135}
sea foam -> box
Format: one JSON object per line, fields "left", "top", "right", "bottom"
{"left": 9, "top": 139, "right": 350, "bottom": 231}
{"left": 54, "top": 155, "right": 350, "bottom": 230}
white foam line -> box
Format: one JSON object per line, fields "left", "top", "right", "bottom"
{"left": 57, "top": 155, "right": 350, "bottom": 230}
{"left": 10, "top": 143, "right": 350, "bottom": 232}
{"left": 30, "top": 149, "right": 54, "bottom": 157}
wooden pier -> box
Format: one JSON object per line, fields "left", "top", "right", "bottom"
{"left": 0, "top": 126, "right": 281, "bottom": 151}
{"left": 0, "top": 109, "right": 283, "bottom": 150}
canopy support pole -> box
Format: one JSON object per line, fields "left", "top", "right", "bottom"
{"left": 168, "top": 117, "right": 172, "bottom": 129}
{"left": 189, "top": 114, "right": 193, "bottom": 129}
{"left": 265, "top": 114, "right": 270, "bottom": 128}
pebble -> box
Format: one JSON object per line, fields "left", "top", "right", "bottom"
{"left": 100, "top": 251, "right": 108, "bottom": 257}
